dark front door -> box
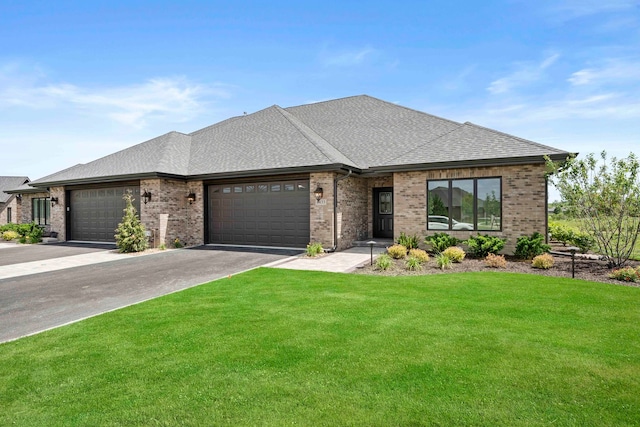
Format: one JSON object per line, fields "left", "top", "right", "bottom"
{"left": 373, "top": 187, "right": 393, "bottom": 239}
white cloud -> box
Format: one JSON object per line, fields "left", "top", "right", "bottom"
{"left": 568, "top": 58, "right": 640, "bottom": 86}
{"left": 319, "top": 46, "right": 377, "bottom": 67}
{"left": 0, "top": 64, "right": 232, "bottom": 128}
{"left": 487, "top": 53, "right": 560, "bottom": 94}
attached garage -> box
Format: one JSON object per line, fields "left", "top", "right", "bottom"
{"left": 208, "top": 179, "right": 310, "bottom": 247}
{"left": 68, "top": 185, "right": 140, "bottom": 242}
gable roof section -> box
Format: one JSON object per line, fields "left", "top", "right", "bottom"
{"left": 28, "top": 95, "right": 573, "bottom": 186}
{"left": 375, "top": 121, "right": 570, "bottom": 169}
{"left": 285, "top": 95, "right": 463, "bottom": 169}
{"left": 187, "top": 105, "right": 359, "bottom": 177}
{"left": 0, "top": 176, "right": 29, "bottom": 203}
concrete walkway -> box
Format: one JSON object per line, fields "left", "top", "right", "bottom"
{"left": 267, "top": 246, "right": 386, "bottom": 273}
{"left": 0, "top": 250, "right": 135, "bottom": 280}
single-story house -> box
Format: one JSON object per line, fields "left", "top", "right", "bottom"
{"left": 0, "top": 176, "right": 30, "bottom": 227}
{"left": 14, "top": 95, "right": 572, "bottom": 251}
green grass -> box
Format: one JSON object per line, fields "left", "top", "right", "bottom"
{"left": 1, "top": 269, "right": 639, "bottom": 426}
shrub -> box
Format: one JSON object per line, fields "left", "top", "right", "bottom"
{"left": 548, "top": 222, "right": 575, "bottom": 246}
{"left": 408, "top": 248, "right": 429, "bottom": 263}
{"left": 609, "top": 266, "right": 640, "bottom": 282}
{"left": 405, "top": 256, "right": 422, "bottom": 271}
{"left": 173, "top": 238, "right": 183, "bottom": 249}
{"left": 532, "top": 253, "right": 554, "bottom": 269}
{"left": 442, "top": 246, "right": 465, "bottom": 263}
{"left": 484, "top": 253, "right": 507, "bottom": 268}
{"left": 387, "top": 244, "right": 408, "bottom": 259}
{"left": 10, "top": 222, "right": 43, "bottom": 244}
{"left": 2, "top": 230, "right": 19, "bottom": 241}
{"left": 396, "top": 232, "right": 420, "bottom": 249}
{"left": 570, "top": 232, "right": 595, "bottom": 253}
{"left": 425, "top": 233, "right": 460, "bottom": 253}
{"left": 514, "top": 232, "right": 550, "bottom": 259}
{"left": 159, "top": 243, "right": 167, "bottom": 250}
{"left": 435, "top": 253, "right": 453, "bottom": 270}
{"left": 464, "top": 234, "right": 506, "bottom": 258}
{"left": 306, "top": 242, "right": 324, "bottom": 257}
{"left": 375, "top": 254, "right": 393, "bottom": 271}
{"left": 115, "top": 192, "right": 149, "bottom": 253}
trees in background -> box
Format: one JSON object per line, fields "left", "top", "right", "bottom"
{"left": 547, "top": 151, "right": 640, "bottom": 267}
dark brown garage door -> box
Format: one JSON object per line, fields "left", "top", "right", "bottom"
{"left": 69, "top": 186, "right": 140, "bottom": 242}
{"left": 208, "top": 180, "right": 310, "bottom": 247}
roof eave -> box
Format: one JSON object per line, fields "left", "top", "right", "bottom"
{"left": 366, "top": 153, "right": 576, "bottom": 174}
{"left": 189, "top": 164, "right": 362, "bottom": 181}
{"left": 30, "top": 172, "right": 189, "bottom": 187}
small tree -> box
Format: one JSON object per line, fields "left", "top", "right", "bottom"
{"left": 115, "top": 192, "right": 148, "bottom": 253}
{"left": 547, "top": 151, "right": 640, "bottom": 267}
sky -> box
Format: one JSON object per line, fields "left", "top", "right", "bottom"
{"left": 1, "top": 0, "right": 638, "bottom": 201}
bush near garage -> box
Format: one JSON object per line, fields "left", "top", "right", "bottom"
{"left": 0, "top": 222, "right": 43, "bottom": 244}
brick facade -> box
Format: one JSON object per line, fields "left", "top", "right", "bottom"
{"left": 309, "top": 172, "right": 335, "bottom": 248}
{"left": 140, "top": 179, "right": 204, "bottom": 248}
{"left": 20, "top": 163, "right": 547, "bottom": 253}
{"left": 0, "top": 196, "right": 20, "bottom": 226}
{"left": 49, "top": 186, "right": 65, "bottom": 240}
{"left": 393, "top": 164, "right": 547, "bottom": 252}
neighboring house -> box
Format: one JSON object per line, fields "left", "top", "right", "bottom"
{"left": 0, "top": 176, "right": 30, "bottom": 227}
{"left": 22, "top": 95, "right": 572, "bottom": 251}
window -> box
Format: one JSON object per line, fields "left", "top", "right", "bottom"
{"left": 234, "top": 186, "right": 243, "bottom": 193}
{"left": 427, "top": 178, "right": 501, "bottom": 231}
{"left": 7, "top": 207, "right": 11, "bottom": 223}
{"left": 379, "top": 191, "right": 393, "bottom": 214}
{"left": 270, "top": 184, "right": 281, "bottom": 192}
{"left": 284, "top": 184, "right": 295, "bottom": 191}
{"left": 32, "top": 197, "right": 51, "bottom": 225}
{"left": 245, "top": 185, "right": 255, "bottom": 193}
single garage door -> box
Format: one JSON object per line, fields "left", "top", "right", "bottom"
{"left": 69, "top": 186, "right": 140, "bottom": 242}
{"left": 208, "top": 179, "right": 310, "bottom": 247}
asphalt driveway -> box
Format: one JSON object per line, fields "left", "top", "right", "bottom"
{"left": 0, "top": 245, "right": 299, "bottom": 343}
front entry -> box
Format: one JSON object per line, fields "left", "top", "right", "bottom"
{"left": 373, "top": 187, "right": 393, "bottom": 239}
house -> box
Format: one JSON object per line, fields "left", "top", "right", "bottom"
{"left": 0, "top": 176, "right": 30, "bottom": 227}
{"left": 19, "top": 95, "right": 571, "bottom": 251}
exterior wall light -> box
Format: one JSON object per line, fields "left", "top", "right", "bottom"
{"left": 142, "top": 190, "right": 152, "bottom": 204}
{"left": 314, "top": 186, "right": 323, "bottom": 201}
{"left": 187, "top": 192, "right": 196, "bottom": 204}
{"left": 50, "top": 197, "right": 59, "bottom": 206}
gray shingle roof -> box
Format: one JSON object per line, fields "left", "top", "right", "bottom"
{"left": 30, "top": 95, "right": 572, "bottom": 185}
{"left": 0, "top": 176, "right": 29, "bottom": 203}
{"left": 377, "top": 121, "right": 570, "bottom": 168}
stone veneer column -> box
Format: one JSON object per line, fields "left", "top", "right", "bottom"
{"left": 335, "top": 176, "right": 368, "bottom": 250}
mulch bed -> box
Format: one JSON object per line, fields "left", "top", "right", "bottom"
{"left": 355, "top": 253, "right": 640, "bottom": 288}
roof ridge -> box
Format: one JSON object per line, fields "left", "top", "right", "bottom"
{"left": 463, "top": 122, "right": 568, "bottom": 153}
{"left": 189, "top": 115, "right": 243, "bottom": 136}
{"left": 274, "top": 106, "right": 360, "bottom": 167}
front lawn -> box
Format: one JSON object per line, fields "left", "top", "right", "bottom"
{"left": 1, "top": 269, "right": 639, "bottom": 425}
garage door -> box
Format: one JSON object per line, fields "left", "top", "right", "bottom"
{"left": 69, "top": 186, "right": 140, "bottom": 242}
{"left": 208, "top": 179, "right": 310, "bottom": 247}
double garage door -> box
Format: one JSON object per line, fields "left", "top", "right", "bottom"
{"left": 69, "top": 186, "right": 140, "bottom": 242}
{"left": 208, "top": 179, "right": 310, "bottom": 248}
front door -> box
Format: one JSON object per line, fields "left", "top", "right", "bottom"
{"left": 373, "top": 187, "right": 393, "bottom": 238}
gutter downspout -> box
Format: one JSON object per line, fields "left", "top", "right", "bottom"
{"left": 326, "top": 169, "right": 353, "bottom": 253}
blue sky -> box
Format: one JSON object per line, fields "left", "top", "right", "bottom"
{"left": 1, "top": 0, "right": 638, "bottom": 201}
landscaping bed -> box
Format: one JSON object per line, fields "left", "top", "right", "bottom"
{"left": 357, "top": 252, "right": 640, "bottom": 287}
